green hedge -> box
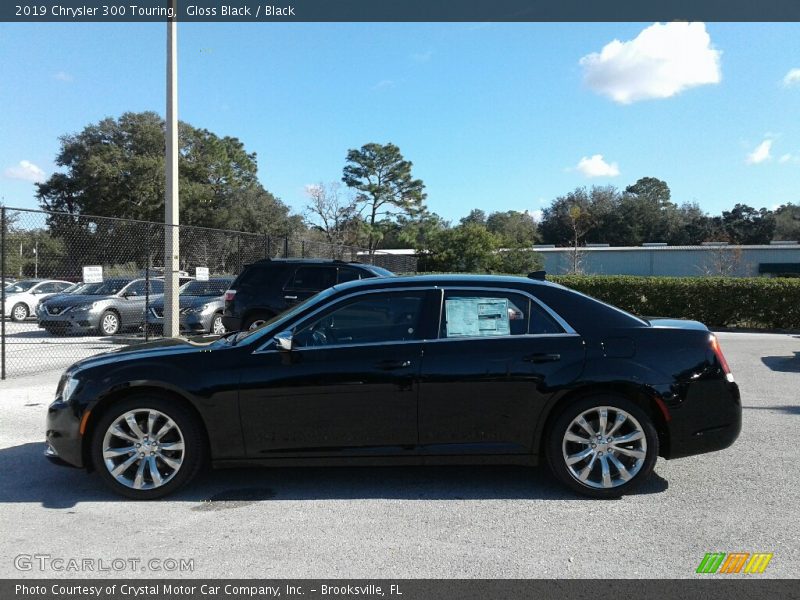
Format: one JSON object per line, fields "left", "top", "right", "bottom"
{"left": 550, "top": 275, "right": 800, "bottom": 329}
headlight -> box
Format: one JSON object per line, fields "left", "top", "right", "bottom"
{"left": 183, "top": 303, "right": 213, "bottom": 315}
{"left": 72, "top": 302, "right": 97, "bottom": 312}
{"left": 60, "top": 374, "right": 80, "bottom": 402}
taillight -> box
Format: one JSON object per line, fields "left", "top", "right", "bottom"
{"left": 710, "top": 334, "right": 734, "bottom": 382}
{"left": 224, "top": 289, "right": 237, "bottom": 302}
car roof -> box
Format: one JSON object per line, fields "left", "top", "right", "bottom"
{"left": 329, "top": 273, "right": 556, "bottom": 291}
{"left": 248, "top": 258, "right": 377, "bottom": 268}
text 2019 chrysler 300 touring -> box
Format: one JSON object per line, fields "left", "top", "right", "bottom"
{"left": 45, "top": 274, "right": 741, "bottom": 499}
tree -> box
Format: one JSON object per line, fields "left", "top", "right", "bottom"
{"left": 423, "top": 223, "right": 499, "bottom": 273}
{"left": 624, "top": 176, "right": 672, "bottom": 207}
{"left": 342, "top": 143, "right": 427, "bottom": 254}
{"left": 720, "top": 204, "right": 776, "bottom": 245}
{"left": 303, "top": 182, "right": 360, "bottom": 256}
{"left": 774, "top": 203, "right": 800, "bottom": 241}
{"left": 486, "top": 210, "right": 540, "bottom": 245}
{"left": 460, "top": 209, "right": 487, "bottom": 227}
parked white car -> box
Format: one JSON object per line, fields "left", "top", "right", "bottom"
{"left": 2, "top": 279, "right": 73, "bottom": 321}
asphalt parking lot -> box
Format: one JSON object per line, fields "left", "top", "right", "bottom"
{"left": 0, "top": 331, "right": 797, "bottom": 578}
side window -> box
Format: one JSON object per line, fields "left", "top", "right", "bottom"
{"left": 35, "top": 283, "right": 57, "bottom": 293}
{"left": 293, "top": 292, "right": 426, "bottom": 348}
{"left": 440, "top": 291, "right": 531, "bottom": 338}
{"left": 337, "top": 268, "right": 362, "bottom": 284}
{"left": 55, "top": 282, "right": 72, "bottom": 291}
{"left": 287, "top": 266, "right": 337, "bottom": 291}
{"left": 148, "top": 280, "right": 164, "bottom": 294}
{"left": 528, "top": 299, "right": 566, "bottom": 334}
{"left": 126, "top": 281, "right": 147, "bottom": 296}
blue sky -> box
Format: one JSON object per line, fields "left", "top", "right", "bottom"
{"left": 0, "top": 22, "right": 798, "bottom": 223}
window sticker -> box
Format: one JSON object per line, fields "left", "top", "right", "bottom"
{"left": 445, "top": 297, "right": 511, "bottom": 337}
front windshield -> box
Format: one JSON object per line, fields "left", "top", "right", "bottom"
{"left": 225, "top": 286, "right": 337, "bottom": 345}
{"left": 181, "top": 279, "right": 232, "bottom": 296}
{"left": 83, "top": 279, "right": 131, "bottom": 295}
{"left": 71, "top": 282, "right": 106, "bottom": 295}
{"left": 6, "top": 280, "right": 38, "bottom": 293}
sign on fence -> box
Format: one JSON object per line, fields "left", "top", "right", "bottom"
{"left": 82, "top": 265, "right": 103, "bottom": 283}
{"left": 195, "top": 266, "right": 209, "bottom": 281}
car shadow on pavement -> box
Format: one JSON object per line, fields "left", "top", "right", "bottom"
{"left": 761, "top": 353, "right": 800, "bottom": 373}
{"left": 743, "top": 405, "right": 800, "bottom": 416}
{"left": 0, "top": 442, "right": 669, "bottom": 508}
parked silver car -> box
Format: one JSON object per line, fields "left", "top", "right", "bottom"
{"left": 2, "top": 279, "right": 73, "bottom": 321}
{"left": 37, "top": 278, "right": 164, "bottom": 335}
{"left": 145, "top": 277, "right": 234, "bottom": 335}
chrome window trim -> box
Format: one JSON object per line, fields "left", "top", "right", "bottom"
{"left": 252, "top": 284, "right": 577, "bottom": 354}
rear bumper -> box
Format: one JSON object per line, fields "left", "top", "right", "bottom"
{"left": 663, "top": 380, "right": 741, "bottom": 459}
{"left": 221, "top": 315, "right": 242, "bottom": 331}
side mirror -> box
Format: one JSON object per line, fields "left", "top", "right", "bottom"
{"left": 273, "top": 331, "right": 293, "bottom": 352}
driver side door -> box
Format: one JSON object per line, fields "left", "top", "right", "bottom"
{"left": 238, "top": 289, "right": 437, "bottom": 457}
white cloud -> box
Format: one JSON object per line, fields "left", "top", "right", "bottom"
{"left": 779, "top": 153, "right": 792, "bottom": 164}
{"left": 372, "top": 79, "right": 395, "bottom": 91}
{"left": 411, "top": 51, "right": 432, "bottom": 63}
{"left": 3, "top": 160, "right": 46, "bottom": 182}
{"left": 579, "top": 22, "right": 721, "bottom": 104}
{"left": 782, "top": 68, "right": 800, "bottom": 87}
{"left": 746, "top": 139, "right": 773, "bottom": 165}
{"left": 576, "top": 154, "right": 620, "bottom": 178}
{"left": 54, "top": 71, "right": 73, "bottom": 82}
{"left": 525, "top": 209, "right": 544, "bottom": 223}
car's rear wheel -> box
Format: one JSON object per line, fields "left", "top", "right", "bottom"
{"left": 91, "top": 395, "right": 205, "bottom": 499}
{"left": 546, "top": 395, "right": 658, "bottom": 498}
{"left": 11, "top": 303, "right": 29, "bottom": 321}
{"left": 98, "top": 310, "right": 120, "bottom": 335}
{"left": 243, "top": 312, "right": 273, "bottom": 331}
{"left": 210, "top": 313, "right": 226, "bottom": 335}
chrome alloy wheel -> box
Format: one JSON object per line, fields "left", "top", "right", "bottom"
{"left": 101, "top": 312, "right": 119, "bottom": 335}
{"left": 12, "top": 303, "right": 29, "bottom": 321}
{"left": 248, "top": 319, "right": 267, "bottom": 330}
{"left": 211, "top": 314, "right": 226, "bottom": 335}
{"left": 102, "top": 409, "right": 185, "bottom": 490}
{"left": 561, "top": 406, "right": 647, "bottom": 489}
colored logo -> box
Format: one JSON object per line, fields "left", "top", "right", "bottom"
{"left": 696, "top": 552, "right": 773, "bottom": 574}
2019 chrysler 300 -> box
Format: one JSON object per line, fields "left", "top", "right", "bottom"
{"left": 45, "top": 274, "right": 741, "bottom": 499}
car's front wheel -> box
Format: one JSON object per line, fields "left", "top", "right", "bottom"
{"left": 11, "top": 303, "right": 29, "bottom": 321}
{"left": 546, "top": 395, "right": 658, "bottom": 498}
{"left": 91, "top": 395, "right": 206, "bottom": 499}
{"left": 98, "top": 310, "right": 120, "bottom": 335}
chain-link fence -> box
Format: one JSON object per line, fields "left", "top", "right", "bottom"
{"left": 0, "top": 206, "right": 417, "bottom": 379}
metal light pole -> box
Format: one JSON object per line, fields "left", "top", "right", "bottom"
{"left": 164, "top": 0, "right": 180, "bottom": 337}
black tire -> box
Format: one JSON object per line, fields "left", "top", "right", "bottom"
{"left": 11, "top": 302, "right": 29, "bottom": 322}
{"left": 90, "top": 394, "right": 206, "bottom": 500}
{"left": 546, "top": 394, "right": 658, "bottom": 499}
{"left": 98, "top": 310, "right": 120, "bottom": 335}
{"left": 242, "top": 312, "right": 273, "bottom": 331}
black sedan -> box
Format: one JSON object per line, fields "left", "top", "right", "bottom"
{"left": 45, "top": 274, "right": 741, "bottom": 499}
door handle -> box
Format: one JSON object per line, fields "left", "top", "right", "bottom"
{"left": 284, "top": 295, "right": 298, "bottom": 300}
{"left": 376, "top": 359, "right": 412, "bottom": 370}
{"left": 524, "top": 353, "right": 561, "bottom": 363}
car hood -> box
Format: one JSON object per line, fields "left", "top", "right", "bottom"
{"left": 44, "top": 294, "right": 116, "bottom": 307}
{"left": 68, "top": 337, "right": 215, "bottom": 373}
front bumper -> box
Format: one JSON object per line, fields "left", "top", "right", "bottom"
{"left": 146, "top": 310, "right": 215, "bottom": 333}
{"left": 663, "top": 380, "right": 742, "bottom": 459}
{"left": 45, "top": 397, "right": 85, "bottom": 468}
{"left": 38, "top": 310, "right": 101, "bottom": 333}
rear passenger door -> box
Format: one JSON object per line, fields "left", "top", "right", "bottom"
{"left": 282, "top": 266, "right": 338, "bottom": 307}
{"left": 418, "top": 288, "right": 586, "bottom": 455}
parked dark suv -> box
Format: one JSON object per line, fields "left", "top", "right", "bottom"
{"left": 222, "top": 259, "right": 394, "bottom": 331}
